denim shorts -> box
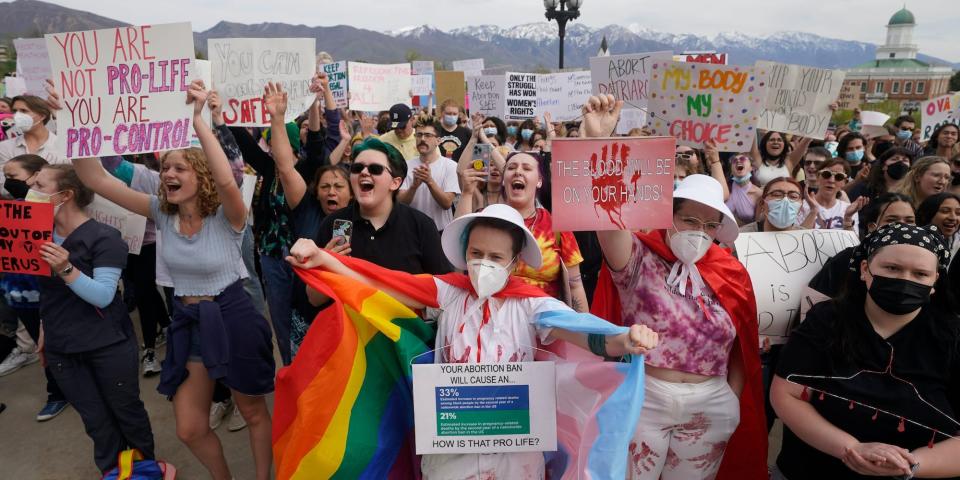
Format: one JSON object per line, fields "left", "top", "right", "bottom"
{"left": 187, "top": 324, "right": 202, "bottom": 362}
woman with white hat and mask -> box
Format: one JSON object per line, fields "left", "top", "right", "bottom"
{"left": 585, "top": 94, "right": 767, "bottom": 480}
{"left": 287, "top": 202, "right": 659, "bottom": 479}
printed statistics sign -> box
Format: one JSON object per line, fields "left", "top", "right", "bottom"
{"left": 734, "top": 229, "right": 858, "bottom": 344}
{"left": 413, "top": 362, "right": 557, "bottom": 455}
{"left": 551, "top": 137, "right": 675, "bottom": 232}
{"left": 0, "top": 200, "right": 53, "bottom": 276}
{"left": 756, "top": 61, "right": 844, "bottom": 139}
{"left": 209, "top": 38, "right": 315, "bottom": 127}
{"left": 46, "top": 23, "right": 195, "bottom": 159}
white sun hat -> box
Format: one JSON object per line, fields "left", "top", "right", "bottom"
{"left": 441, "top": 204, "right": 542, "bottom": 271}
{"left": 673, "top": 174, "right": 739, "bottom": 244}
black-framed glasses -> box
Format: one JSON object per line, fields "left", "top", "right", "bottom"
{"left": 818, "top": 170, "right": 848, "bottom": 182}
{"left": 414, "top": 132, "right": 437, "bottom": 139}
{"left": 349, "top": 162, "right": 391, "bottom": 176}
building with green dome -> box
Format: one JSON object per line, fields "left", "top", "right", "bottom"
{"left": 838, "top": 6, "right": 952, "bottom": 111}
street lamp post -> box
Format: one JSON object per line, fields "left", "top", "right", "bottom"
{"left": 544, "top": 0, "right": 582, "bottom": 70}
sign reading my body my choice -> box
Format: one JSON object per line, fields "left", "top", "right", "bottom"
{"left": 412, "top": 362, "right": 557, "bottom": 455}
{"left": 46, "top": 23, "right": 196, "bottom": 159}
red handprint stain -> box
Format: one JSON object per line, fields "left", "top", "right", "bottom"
{"left": 629, "top": 440, "right": 660, "bottom": 474}
{"left": 669, "top": 412, "right": 711, "bottom": 445}
{"left": 591, "top": 142, "right": 640, "bottom": 230}
{"left": 688, "top": 440, "right": 728, "bottom": 472}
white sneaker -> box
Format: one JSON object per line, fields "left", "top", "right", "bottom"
{"left": 0, "top": 348, "right": 39, "bottom": 377}
{"left": 227, "top": 405, "right": 247, "bottom": 432}
{"left": 209, "top": 399, "right": 232, "bottom": 430}
{"left": 141, "top": 349, "right": 161, "bottom": 377}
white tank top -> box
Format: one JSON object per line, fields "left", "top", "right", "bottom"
{"left": 754, "top": 162, "right": 791, "bottom": 187}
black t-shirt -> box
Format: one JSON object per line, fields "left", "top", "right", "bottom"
{"left": 808, "top": 246, "right": 854, "bottom": 298}
{"left": 39, "top": 220, "right": 132, "bottom": 354}
{"left": 290, "top": 194, "right": 328, "bottom": 242}
{"left": 776, "top": 301, "right": 960, "bottom": 479}
{"left": 437, "top": 126, "right": 472, "bottom": 161}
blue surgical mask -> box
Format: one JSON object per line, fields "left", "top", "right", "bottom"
{"left": 845, "top": 149, "right": 865, "bottom": 164}
{"left": 520, "top": 129, "right": 534, "bottom": 140}
{"left": 766, "top": 198, "right": 800, "bottom": 229}
{"left": 506, "top": 126, "right": 518, "bottom": 137}
{"left": 896, "top": 130, "right": 912, "bottom": 141}
{"left": 483, "top": 127, "right": 498, "bottom": 137}
{"left": 442, "top": 114, "right": 458, "bottom": 127}
{"left": 825, "top": 141, "right": 839, "bottom": 156}
{"left": 732, "top": 172, "right": 752, "bottom": 185}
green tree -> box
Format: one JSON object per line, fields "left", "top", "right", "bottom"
{"left": 950, "top": 70, "right": 960, "bottom": 92}
{"left": 405, "top": 49, "right": 422, "bottom": 63}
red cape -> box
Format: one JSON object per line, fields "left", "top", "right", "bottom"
{"left": 591, "top": 230, "right": 768, "bottom": 480}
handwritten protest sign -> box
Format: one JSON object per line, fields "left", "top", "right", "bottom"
{"left": 734, "top": 229, "right": 859, "bottom": 344}
{"left": 3, "top": 77, "right": 27, "bottom": 98}
{"left": 505, "top": 72, "right": 537, "bottom": 120}
{"left": 756, "top": 61, "right": 844, "bottom": 139}
{"left": 347, "top": 62, "right": 410, "bottom": 111}
{"left": 452, "top": 58, "right": 485, "bottom": 77}
{"left": 45, "top": 23, "right": 195, "bottom": 159}
{"left": 411, "top": 74, "right": 432, "bottom": 96}
{"left": 921, "top": 93, "right": 960, "bottom": 141}
{"left": 591, "top": 52, "right": 672, "bottom": 136}
{"left": 320, "top": 60, "right": 349, "bottom": 109}
{"left": 0, "top": 200, "right": 53, "bottom": 276}
{"left": 413, "top": 362, "right": 557, "bottom": 454}
{"left": 551, "top": 137, "right": 675, "bottom": 232}
{"left": 412, "top": 60, "right": 434, "bottom": 76}
{"left": 467, "top": 75, "right": 505, "bottom": 118}
{"left": 674, "top": 52, "right": 729, "bottom": 65}
{"left": 208, "top": 38, "right": 314, "bottom": 127}
{"left": 647, "top": 60, "right": 766, "bottom": 151}
{"left": 14, "top": 38, "right": 52, "bottom": 95}
{"left": 436, "top": 71, "right": 466, "bottom": 109}
{"left": 86, "top": 195, "right": 147, "bottom": 255}
{"left": 536, "top": 71, "right": 592, "bottom": 121}
{"left": 616, "top": 108, "right": 647, "bottom": 135}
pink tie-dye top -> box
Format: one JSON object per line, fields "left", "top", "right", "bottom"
{"left": 610, "top": 235, "right": 736, "bottom": 376}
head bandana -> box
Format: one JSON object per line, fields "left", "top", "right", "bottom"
{"left": 849, "top": 222, "right": 951, "bottom": 273}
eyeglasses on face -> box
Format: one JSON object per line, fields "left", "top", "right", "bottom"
{"left": 414, "top": 132, "right": 437, "bottom": 139}
{"left": 349, "top": 162, "right": 391, "bottom": 176}
{"left": 765, "top": 190, "right": 802, "bottom": 201}
{"left": 675, "top": 215, "right": 722, "bottom": 234}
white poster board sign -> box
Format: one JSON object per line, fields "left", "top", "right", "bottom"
{"left": 536, "top": 71, "right": 592, "bottom": 121}
{"left": 45, "top": 22, "right": 195, "bottom": 159}
{"left": 412, "top": 61, "right": 435, "bottom": 76}
{"left": 505, "top": 72, "right": 537, "bottom": 120}
{"left": 468, "top": 75, "right": 505, "bottom": 119}
{"left": 208, "top": 38, "right": 315, "bottom": 127}
{"left": 452, "top": 58, "right": 485, "bottom": 77}
{"left": 347, "top": 62, "right": 411, "bottom": 111}
{"left": 411, "top": 74, "right": 433, "bottom": 96}
{"left": 921, "top": 93, "right": 960, "bottom": 141}
{"left": 320, "top": 61, "right": 349, "bottom": 109}
{"left": 188, "top": 59, "right": 212, "bottom": 148}
{"left": 3, "top": 77, "right": 27, "bottom": 98}
{"left": 13, "top": 38, "right": 52, "bottom": 95}
{"left": 413, "top": 362, "right": 557, "bottom": 454}
{"left": 756, "top": 61, "right": 845, "bottom": 139}
{"left": 590, "top": 51, "right": 672, "bottom": 136}
{"left": 86, "top": 195, "right": 148, "bottom": 255}
{"left": 734, "top": 229, "right": 859, "bottom": 344}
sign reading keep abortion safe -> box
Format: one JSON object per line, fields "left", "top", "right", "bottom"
{"left": 45, "top": 22, "right": 196, "bottom": 159}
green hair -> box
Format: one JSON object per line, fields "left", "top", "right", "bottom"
{"left": 350, "top": 137, "right": 407, "bottom": 180}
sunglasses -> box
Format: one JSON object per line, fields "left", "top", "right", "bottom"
{"left": 804, "top": 160, "right": 824, "bottom": 167}
{"left": 676, "top": 152, "right": 694, "bottom": 161}
{"left": 818, "top": 170, "right": 848, "bottom": 182}
{"left": 349, "top": 162, "right": 391, "bottom": 176}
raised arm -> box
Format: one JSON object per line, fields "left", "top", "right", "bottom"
{"left": 786, "top": 136, "right": 812, "bottom": 174}
{"left": 704, "top": 140, "right": 729, "bottom": 201}
{"left": 264, "top": 82, "right": 308, "bottom": 210}
{"left": 328, "top": 120, "right": 352, "bottom": 166}
{"left": 208, "top": 90, "right": 245, "bottom": 187}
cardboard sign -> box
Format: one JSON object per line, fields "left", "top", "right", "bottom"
{"left": 467, "top": 74, "right": 505, "bottom": 119}
{"left": 436, "top": 70, "right": 466, "bottom": 109}
{"left": 734, "top": 229, "right": 859, "bottom": 344}
{"left": 921, "top": 93, "right": 960, "bottom": 141}
{"left": 208, "top": 38, "right": 315, "bottom": 127}
{"left": 0, "top": 200, "right": 53, "bottom": 276}
{"left": 413, "top": 362, "right": 557, "bottom": 455}
{"left": 551, "top": 137, "right": 675, "bottom": 232}
{"left": 536, "top": 71, "right": 592, "bottom": 122}
{"left": 320, "top": 61, "right": 349, "bottom": 109}
{"left": 412, "top": 60, "right": 435, "bottom": 76}
{"left": 348, "top": 62, "right": 411, "bottom": 111}
{"left": 756, "top": 62, "right": 845, "bottom": 139}
{"left": 590, "top": 52, "right": 672, "bottom": 136}
{"left": 411, "top": 74, "right": 433, "bottom": 96}
{"left": 85, "top": 195, "right": 147, "bottom": 255}
{"left": 45, "top": 23, "right": 195, "bottom": 159}
{"left": 505, "top": 72, "right": 537, "bottom": 120}
{"left": 452, "top": 58, "right": 485, "bottom": 77}
{"left": 13, "top": 38, "right": 52, "bottom": 95}
{"left": 646, "top": 60, "right": 766, "bottom": 152}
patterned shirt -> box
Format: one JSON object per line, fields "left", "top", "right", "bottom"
{"left": 515, "top": 207, "right": 583, "bottom": 299}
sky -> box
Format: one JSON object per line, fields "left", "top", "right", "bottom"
{"left": 44, "top": 0, "right": 960, "bottom": 61}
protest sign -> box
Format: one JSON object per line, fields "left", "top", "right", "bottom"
{"left": 208, "top": 38, "right": 314, "bottom": 127}
{"left": 860, "top": 110, "right": 891, "bottom": 138}
{"left": 467, "top": 74, "right": 505, "bottom": 118}
{"left": 591, "top": 52, "right": 672, "bottom": 135}
{"left": 187, "top": 59, "right": 212, "bottom": 148}
{"left": 412, "top": 60, "right": 435, "bottom": 76}
{"left": 921, "top": 93, "right": 960, "bottom": 141}
{"left": 45, "top": 23, "right": 195, "bottom": 159}
{"left": 674, "top": 52, "right": 729, "bottom": 65}
{"left": 616, "top": 108, "right": 647, "bottom": 135}
{"left": 505, "top": 72, "right": 537, "bottom": 120}
{"left": 85, "top": 195, "right": 147, "bottom": 255}
{"left": 756, "top": 61, "right": 844, "bottom": 139}
{"left": 435, "top": 70, "right": 466, "bottom": 109}
{"left": 3, "top": 77, "right": 27, "bottom": 97}
{"left": 734, "top": 229, "right": 859, "bottom": 344}
{"left": 452, "top": 58, "right": 485, "bottom": 77}
{"left": 551, "top": 137, "right": 675, "bottom": 232}
{"left": 646, "top": 60, "right": 766, "bottom": 151}
{"left": 14, "top": 38, "right": 52, "bottom": 95}
{"left": 0, "top": 200, "right": 53, "bottom": 276}
{"left": 413, "top": 362, "right": 557, "bottom": 455}
{"left": 347, "top": 62, "right": 411, "bottom": 111}
{"left": 411, "top": 74, "right": 433, "bottom": 96}
{"left": 320, "top": 60, "right": 349, "bottom": 109}
{"left": 536, "top": 71, "right": 592, "bottom": 121}
{"left": 241, "top": 173, "right": 257, "bottom": 211}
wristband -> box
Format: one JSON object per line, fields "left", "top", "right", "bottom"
{"left": 587, "top": 333, "right": 608, "bottom": 357}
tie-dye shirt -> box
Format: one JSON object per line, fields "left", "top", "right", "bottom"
{"left": 515, "top": 207, "right": 584, "bottom": 299}
{"left": 610, "top": 235, "right": 736, "bottom": 376}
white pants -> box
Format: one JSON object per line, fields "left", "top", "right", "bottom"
{"left": 421, "top": 452, "right": 544, "bottom": 480}
{"left": 627, "top": 376, "right": 740, "bottom": 480}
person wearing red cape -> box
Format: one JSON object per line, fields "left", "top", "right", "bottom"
{"left": 582, "top": 95, "right": 767, "bottom": 480}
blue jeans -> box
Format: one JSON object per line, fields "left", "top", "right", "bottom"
{"left": 241, "top": 225, "right": 267, "bottom": 318}
{"left": 260, "top": 251, "right": 293, "bottom": 365}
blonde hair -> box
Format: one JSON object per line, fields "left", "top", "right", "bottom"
{"left": 895, "top": 156, "right": 950, "bottom": 208}
{"left": 157, "top": 148, "right": 221, "bottom": 218}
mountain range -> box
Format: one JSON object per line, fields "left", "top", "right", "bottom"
{"left": 1, "top": 0, "right": 956, "bottom": 71}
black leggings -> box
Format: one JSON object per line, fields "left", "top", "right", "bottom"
{"left": 126, "top": 243, "right": 169, "bottom": 349}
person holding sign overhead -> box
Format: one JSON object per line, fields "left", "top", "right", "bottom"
{"left": 586, "top": 93, "right": 767, "bottom": 480}
{"left": 68, "top": 80, "right": 275, "bottom": 480}
{"left": 0, "top": 95, "right": 63, "bottom": 196}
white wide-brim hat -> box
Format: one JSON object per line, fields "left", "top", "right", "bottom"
{"left": 674, "top": 174, "right": 739, "bottom": 244}
{"left": 441, "top": 204, "right": 542, "bottom": 271}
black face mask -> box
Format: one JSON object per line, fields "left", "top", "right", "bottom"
{"left": 952, "top": 174, "right": 960, "bottom": 186}
{"left": 867, "top": 271, "right": 932, "bottom": 315}
{"left": 3, "top": 178, "right": 29, "bottom": 199}
{"left": 885, "top": 161, "right": 909, "bottom": 181}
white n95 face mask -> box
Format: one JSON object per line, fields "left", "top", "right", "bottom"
{"left": 669, "top": 229, "right": 711, "bottom": 265}
{"left": 12, "top": 112, "right": 34, "bottom": 135}
{"left": 467, "top": 258, "right": 515, "bottom": 299}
